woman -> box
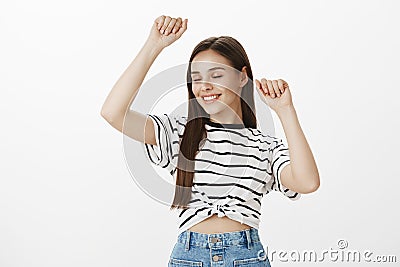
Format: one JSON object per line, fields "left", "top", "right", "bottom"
{"left": 101, "top": 15, "right": 320, "bottom": 267}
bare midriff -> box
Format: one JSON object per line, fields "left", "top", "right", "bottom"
{"left": 188, "top": 214, "right": 252, "bottom": 234}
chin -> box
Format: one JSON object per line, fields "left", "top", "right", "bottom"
{"left": 202, "top": 107, "right": 224, "bottom": 115}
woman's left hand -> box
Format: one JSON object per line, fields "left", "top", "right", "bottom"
{"left": 255, "top": 78, "right": 294, "bottom": 113}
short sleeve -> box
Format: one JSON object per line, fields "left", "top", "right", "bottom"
{"left": 144, "top": 113, "right": 187, "bottom": 175}
{"left": 265, "top": 137, "right": 301, "bottom": 200}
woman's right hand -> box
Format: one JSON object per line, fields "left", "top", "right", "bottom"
{"left": 146, "top": 15, "right": 188, "bottom": 49}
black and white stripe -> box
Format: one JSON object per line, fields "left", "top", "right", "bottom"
{"left": 144, "top": 113, "right": 301, "bottom": 235}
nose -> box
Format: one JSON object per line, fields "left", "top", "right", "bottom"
{"left": 200, "top": 80, "right": 213, "bottom": 92}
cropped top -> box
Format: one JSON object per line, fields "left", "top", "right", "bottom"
{"left": 144, "top": 113, "right": 301, "bottom": 235}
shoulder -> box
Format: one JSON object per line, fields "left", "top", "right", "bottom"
{"left": 169, "top": 113, "right": 187, "bottom": 136}
{"left": 247, "top": 127, "right": 279, "bottom": 142}
{"left": 247, "top": 127, "right": 286, "bottom": 150}
{"left": 147, "top": 113, "right": 187, "bottom": 135}
{"left": 175, "top": 114, "right": 187, "bottom": 125}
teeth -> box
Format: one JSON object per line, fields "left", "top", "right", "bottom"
{"left": 203, "top": 94, "right": 219, "bottom": 101}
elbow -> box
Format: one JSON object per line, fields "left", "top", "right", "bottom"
{"left": 294, "top": 174, "right": 320, "bottom": 194}
{"left": 100, "top": 106, "right": 108, "bottom": 116}
{"left": 100, "top": 108, "right": 111, "bottom": 122}
{"left": 303, "top": 175, "right": 320, "bottom": 194}
{"left": 100, "top": 107, "right": 119, "bottom": 124}
{"left": 308, "top": 181, "right": 320, "bottom": 193}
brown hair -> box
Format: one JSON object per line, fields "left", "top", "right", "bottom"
{"left": 170, "top": 36, "right": 256, "bottom": 210}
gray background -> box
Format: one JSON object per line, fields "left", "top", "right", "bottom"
{"left": 1, "top": 0, "right": 399, "bottom": 266}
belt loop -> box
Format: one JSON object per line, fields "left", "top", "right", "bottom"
{"left": 185, "top": 230, "right": 191, "bottom": 251}
{"left": 245, "top": 229, "right": 252, "bottom": 250}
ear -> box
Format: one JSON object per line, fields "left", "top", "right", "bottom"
{"left": 239, "top": 66, "right": 248, "bottom": 87}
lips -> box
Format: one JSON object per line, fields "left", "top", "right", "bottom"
{"left": 202, "top": 94, "right": 221, "bottom": 104}
{"left": 201, "top": 94, "right": 222, "bottom": 102}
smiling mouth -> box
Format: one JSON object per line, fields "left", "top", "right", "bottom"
{"left": 202, "top": 94, "right": 222, "bottom": 103}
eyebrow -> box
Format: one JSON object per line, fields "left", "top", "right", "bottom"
{"left": 190, "top": 67, "right": 226, "bottom": 74}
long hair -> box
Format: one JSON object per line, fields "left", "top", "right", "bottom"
{"left": 170, "top": 36, "right": 256, "bottom": 210}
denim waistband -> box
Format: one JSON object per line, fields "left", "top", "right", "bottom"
{"left": 177, "top": 227, "right": 261, "bottom": 250}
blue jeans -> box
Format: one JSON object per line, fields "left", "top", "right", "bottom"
{"left": 168, "top": 227, "right": 272, "bottom": 267}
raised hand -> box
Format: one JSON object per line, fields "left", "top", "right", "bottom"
{"left": 146, "top": 15, "right": 188, "bottom": 49}
{"left": 255, "top": 78, "right": 294, "bottom": 113}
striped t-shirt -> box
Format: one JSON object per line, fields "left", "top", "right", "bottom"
{"left": 144, "top": 113, "right": 301, "bottom": 235}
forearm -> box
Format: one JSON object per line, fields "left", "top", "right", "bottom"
{"left": 100, "top": 40, "right": 163, "bottom": 119}
{"left": 276, "top": 105, "right": 320, "bottom": 190}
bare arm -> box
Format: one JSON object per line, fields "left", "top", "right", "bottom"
{"left": 100, "top": 41, "right": 163, "bottom": 145}
{"left": 100, "top": 15, "right": 188, "bottom": 145}
{"left": 255, "top": 78, "right": 320, "bottom": 194}
{"left": 277, "top": 105, "right": 320, "bottom": 194}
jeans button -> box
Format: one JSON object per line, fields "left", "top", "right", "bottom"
{"left": 212, "top": 255, "right": 219, "bottom": 262}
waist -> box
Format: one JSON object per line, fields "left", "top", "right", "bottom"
{"left": 177, "top": 227, "right": 261, "bottom": 248}
{"left": 188, "top": 214, "right": 251, "bottom": 233}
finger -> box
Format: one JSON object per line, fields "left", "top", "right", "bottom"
{"left": 282, "top": 79, "right": 289, "bottom": 90}
{"left": 255, "top": 79, "right": 261, "bottom": 91}
{"left": 266, "top": 80, "right": 275, "bottom": 98}
{"left": 256, "top": 82, "right": 265, "bottom": 100}
{"left": 272, "top": 80, "right": 280, "bottom": 97}
{"left": 277, "top": 79, "right": 284, "bottom": 94}
{"left": 165, "top": 18, "right": 177, "bottom": 35}
{"left": 255, "top": 79, "right": 265, "bottom": 96}
{"left": 175, "top": 18, "right": 188, "bottom": 38}
{"left": 257, "top": 79, "right": 273, "bottom": 102}
{"left": 155, "top": 15, "right": 165, "bottom": 31}
{"left": 160, "top": 16, "right": 172, "bottom": 34}
{"left": 255, "top": 80, "right": 266, "bottom": 96}
{"left": 172, "top": 17, "right": 182, "bottom": 34}
{"left": 260, "top": 78, "right": 269, "bottom": 95}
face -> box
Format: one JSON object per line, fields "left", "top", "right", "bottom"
{"left": 190, "top": 49, "right": 247, "bottom": 118}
